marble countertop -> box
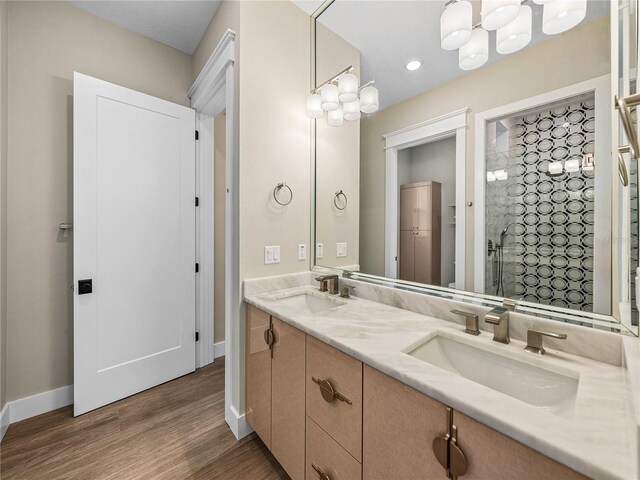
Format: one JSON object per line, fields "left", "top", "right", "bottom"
{"left": 244, "top": 282, "right": 638, "bottom": 480}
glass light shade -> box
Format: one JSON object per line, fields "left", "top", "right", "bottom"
{"left": 360, "top": 85, "right": 379, "bottom": 114}
{"left": 440, "top": 0, "right": 473, "bottom": 50}
{"left": 496, "top": 5, "right": 532, "bottom": 54}
{"left": 459, "top": 28, "right": 489, "bottom": 71}
{"left": 542, "top": 0, "right": 587, "bottom": 35}
{"left": 343, "top": 99, "right": 361, "bottom": 121}
{"left": 338, "top": 73, "right": 359, "bottom": 103}
{"left": 495, "top": 169, "right": 508, "bottom": 181}
{"left": 548, "top": 161, "right": 563, "bottom": 175}
{"left": 564, "top": 158, "right": 580, "bottom": 172}
{"left": 487, "top": 171, "right": 497, "bottom": 182}
{"left": 320, "top": 83, "right": 339, "bottom": 111}
{"left": 328, "top": 106, "right": 344, "bottom": 127}
{"left": 482, "top": 0, "right": 521, "bottom": 30}
{"left": 306, "top": 93, "right": 323, "bottom": 119}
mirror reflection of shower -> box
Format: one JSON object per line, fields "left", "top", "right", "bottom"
{"left": 488, "top": 224, "right": 511, "bottom": 296}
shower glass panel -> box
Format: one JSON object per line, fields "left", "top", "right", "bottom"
{"left": 485, "top": 93, "right": 597, "bottom": 312}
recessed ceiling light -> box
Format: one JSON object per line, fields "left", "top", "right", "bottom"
{"left": 405, "top": 60, "right": 422, "bottom": 71}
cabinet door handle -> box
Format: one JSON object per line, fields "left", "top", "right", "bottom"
{"left": 264, "top": 326, "right": 274, "bottom": 358}
{"left": 311, "top": 377, "right": 352, "bottom": 405}
{"left": 311, "top": 462, "right": 333, "bottom": 480}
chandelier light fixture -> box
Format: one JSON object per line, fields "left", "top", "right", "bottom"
{"left": 306, "top": 66, "right": 379, "bottom": 126}
{"left": 441, "top": 0, "right": 588, "bottom": 71}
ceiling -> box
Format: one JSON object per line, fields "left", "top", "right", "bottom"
{"left": 296, "top": 0, "right": 609, "bottom": 110}
{"left": 69, "top": 1, "right": 221, "bottom": 54}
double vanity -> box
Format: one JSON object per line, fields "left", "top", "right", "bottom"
{"left": 243, "top": 272, "right": 639, "bottom": 480}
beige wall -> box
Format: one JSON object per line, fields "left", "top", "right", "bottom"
{"left": 5, "top": 1, "right": 193, "bottom": 402}
{"left": 193, "top": 0, "right": 240, "bottom": 80}
{"left": 0, "top": 0, "right": 7, "bottom": 411}
{"left": 315, "top": 23, "right": 360, "bottom": 268}
{"left": 214, "top": 112, "right": 226, "bottom": 344}
{"left": 360, "top": 16, "right": 610, "bottom": 285}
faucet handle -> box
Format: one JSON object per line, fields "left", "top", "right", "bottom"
{"left": 525, "top": 329, "right": 567, "bottom": 355}
{"left": 315, "top": 276, "right": 329, "bottom": 292}
{"left": 450, "top": 309, "right": 480, "bottom": 336}
{"left": 339, "top": 285, "right": 356, "bottom": 298}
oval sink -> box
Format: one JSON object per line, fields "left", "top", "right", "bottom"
{"left": 406, "top": 332, "right": 579, "bottom": 416}
{"left": 274, "top": 292, "right": 346, "bottom": 315}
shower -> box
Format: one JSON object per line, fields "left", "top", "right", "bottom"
{"left": 488, "top": 224, "right": 510, "bottom": 297}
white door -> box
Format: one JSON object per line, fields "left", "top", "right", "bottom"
{"left": 73, "top": 72, "right": 196, "bottom": 416}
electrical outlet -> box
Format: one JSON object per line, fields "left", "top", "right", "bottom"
{"left": 298, "top": 244, "right": 306, "bottom": 260}
{"left": 316, "top": 243, "right": 324, "bottom": 259}
{"left": 264, "top": 246, "right": 280, "bottom": 265}
{"left": 336, "top": 242, "right": 347, "bottom": 258}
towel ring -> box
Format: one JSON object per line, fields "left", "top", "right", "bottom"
{"left": 273, "top": 182, "right": 293, "bottom": 206}
{"left": 334, "top": 190, "right": 347, "bottom": 210}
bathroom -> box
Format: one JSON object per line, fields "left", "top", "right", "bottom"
{"left": 0, "top": 0, "right": 638, "bottom": 479}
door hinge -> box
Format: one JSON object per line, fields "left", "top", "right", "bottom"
{"left": 195, "top": 130, "right": 199, "bottom": 140}
{"left": 195, "top": 332, "right": 200, "bottom": 342}
{"left": 195, "top": 196, "right": 199, "bottom": 207}
{"left": 195, "top": 263, "right": 199, "bottom": 273}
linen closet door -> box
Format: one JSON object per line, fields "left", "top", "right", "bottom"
{"left": 73, "top": 72, "right": 196, "bottom": 416}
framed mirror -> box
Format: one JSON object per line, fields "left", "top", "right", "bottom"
{"left": 305, "top": 0, "right": 639, "bottom": 336}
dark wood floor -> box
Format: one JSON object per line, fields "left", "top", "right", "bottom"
{"left": 0, "top": 358, "right": 290, "bottom": 480}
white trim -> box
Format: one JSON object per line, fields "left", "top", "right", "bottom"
{"left": 214, "top": 341, "right": 226, "bottom": 359}
{"left": 0, "top": 402, "right": 9, "bottom": 441}
{"left": 383, "top": 109, "right": 468, "bottom": 289}
{"left": 189, "top": 31, "right": 242, "bottom": 439}
{"left": 9, "top": 385, "right": 73, "bottom": 424}
{"left": 196, "top": 113, "right": 215, "bottom": 368}
{"left": 473, "top": 75, "right": 612, "bottom": 315}
{"left": 225, "top": 404, "right": 253, "bottom": 440}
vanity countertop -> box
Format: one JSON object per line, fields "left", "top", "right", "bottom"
{"left": 244, "top": 283, "right": 639, "bottom": 480}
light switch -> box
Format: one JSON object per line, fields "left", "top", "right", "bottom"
{"left": 336, "top": 242, "right": 347, "bottom": 257}
{"left": 316, "top": 243, "right": 324, "bottom": 259}
{"left": 264, "top": 246, "right": 280, "bottom": 265}
{"left": 298, "top": 244, "right": 306, "bottom": 260}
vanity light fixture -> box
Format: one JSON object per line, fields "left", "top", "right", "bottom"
{"left": 481, "top": 0, "right": 521, "bottom": 31}
{"left": 440, "top": 0, "right": 473, "bottom": 50}
{"left": 459, "top": 27, "right": 489, "bottom": 71}
{"left": 442, "top": 0, "right": 587, "bottom": 70}
{"left": 494, "top": 169, "right": 508, "bottom": 181}
{"left": 487, "top": 171, "right": 497, "bottom": 182}
{"left": 306, "top": 66, "right": 380, "bottom": 124}
{"left": 542, "top": 0, "right": 587, "bottom": 35}
{"left": 564, "top": 158, "right": 580, "bottom": 173}
{"left": 548, "top": 161, "right": 563, "bottom": 175}
{"left": 406, "top": 60, "right": 423, "bottom": 71}
{"left": 496, "top": 5, "right": 532, "bottom": 54}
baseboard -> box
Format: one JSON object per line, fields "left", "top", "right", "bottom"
{"left": 214, "top": 340, "right": 226, "bottom": 359}
{"left": 0, "top": 402, "right": 10, "bottom": 441}
{"left": 226, "top": 404, "right": 253, "bottom": 440}
{"left": 9, "top": 385, "right": 73, "bottom": 424}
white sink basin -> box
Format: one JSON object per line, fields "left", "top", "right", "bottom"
{"left": 274, "top": 292, "right": 345, "bottom": 315}
{"left": 407, "top": 332, "right": 579, "bottom": 416}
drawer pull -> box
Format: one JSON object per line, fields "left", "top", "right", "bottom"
{"left": 312, "top": 377, "right": 352, "bottom": 405}
{"left": 311, "top": 462, "right": 334, "bottom": 480}
{"left": 264, "top": 325, "right": 274, "bottom": 358}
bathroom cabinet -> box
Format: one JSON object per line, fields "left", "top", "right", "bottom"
{"left": 399, "top": 181, "right": 441, "bottom": 286}
{"left": 245, "top": 304, "right": 587, "bottom": 480}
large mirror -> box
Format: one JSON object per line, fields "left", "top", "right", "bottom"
{"left": 305, "top": 0, "right": 640, "bottom": 335}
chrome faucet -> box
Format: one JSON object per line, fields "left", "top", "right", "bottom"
{"left": 485, "top": 306, "right": 510, "bottom": 344}
{"left": 450, "top": 309, "right": 480, "bottom": 336}
{"left": 315, "top": 274, "right": 339, "bottom": 294}
{"left": 525, "top": 329, "right": 567, "bottom": 355}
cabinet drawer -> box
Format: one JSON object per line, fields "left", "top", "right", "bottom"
{"left": 306, "top": 335, "right": 363, "bottom": 461}
{"left": 306, "top": 416, "right": 362, "bottom": 480}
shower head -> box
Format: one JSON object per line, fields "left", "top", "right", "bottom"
{"left": 500, "top": 224, "right": 510, "bottom": 240}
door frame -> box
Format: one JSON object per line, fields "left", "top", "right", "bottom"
{"left": 473, "top": 74, "right": 612, "bottom": 314}
{"left": 383, "top": 108, "right": 467, "bottom": 290}
{"left": 189, "top": 29, "right": 249, "bottom": 438}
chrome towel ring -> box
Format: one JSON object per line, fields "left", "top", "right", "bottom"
{"left": 334, "top": 190, "right": 347, "bottom": 210}
{"left": 273, "top": 182, "right": 293, "bottom": 206}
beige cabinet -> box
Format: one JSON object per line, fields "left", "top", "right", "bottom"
{"left": 244, "top": 305, "right": 305, "bottom": 480}
{"left": 399, "top": 181, "right": 441, "bottom": 286}
{"left": 453, "top": 410, "right": 587, "bottom": 480}
{"left": 245, "top": 304, "right": 272, "bottom": 448}
{"left": 363, "top": 365, "right": 449, "bottom": 480}
{"left": 271, "top": 318, "right": 306, "bottom": 480}
{"left": 306, "top": 416, "right": 362, "bottom": 480}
